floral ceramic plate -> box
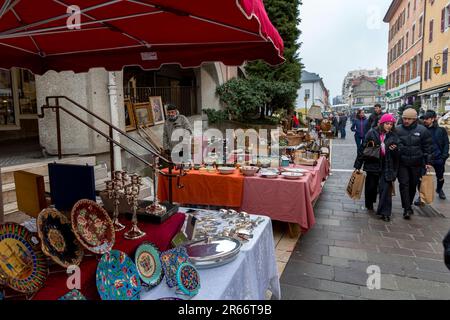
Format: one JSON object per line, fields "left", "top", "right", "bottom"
{"left": 71, "top": 199, "right": 115, "bottom": 254}
{"left": 58, "top": 289, "right": 87, "bottom": 300}
{"left": 0, "top": 223, "right": 48, "bottom": 293}
{"left": 176, "top": 262, "right": 200, "bottom": 297}
{"left": 160, "top": 247, "right": 189, "bottom": 288}
{"left": 37, "top": 208, "right": 84, "bottom": 268}
{"left": 134, "top": 242, "right": 163, "bottom": 288}
{"left": 96, "top": 250, "right": 141, "bottom": 300}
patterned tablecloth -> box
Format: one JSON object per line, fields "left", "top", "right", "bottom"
{"left": 141, "top": 208, "right": 280, "bottom": 300}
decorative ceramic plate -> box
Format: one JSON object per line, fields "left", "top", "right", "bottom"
{"left": 71, "top": 199, "right": 115, "bottom": 254}
{"left": 134, "top": 242, "right": 163, "bottom": 287}
{"left": 0, "top": 223, "right": 48, "bottom": 294}
{"left": 281, "top": 172, "right": 304, "bottom": 180}
{"left": 58, "top": 289, "right": 87, "bottom": 300}
{"left": 260, "top": 172, "right": 278, "bottom": 179}
{"left": 158, "top": 297, "right": 183, "bottom": 300}
{"left": 160, "top": 247, "right": 189, "bottom": 288}
{"left": 37, "top": 208, "right": 84, "bottom": 268}
{"left": 96, "top": 250, "right": 141, "bottom": 300}
{"left": 176, "top": 262, "right": 200, "bottom": 297}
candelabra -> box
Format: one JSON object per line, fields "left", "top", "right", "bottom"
{"left": 124, "top": 174, "right": 146, "bottom": 240}
{"left": 145, "top": 157, "right": 167, "bottom": 216}
{"left": 105, "top": 171, "right": 126, "bottom": 232}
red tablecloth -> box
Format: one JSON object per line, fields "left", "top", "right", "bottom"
{"left": 32, "top": 213, "right": 185, "bottom": 300}
{"left": 239, "top": 157, "right": 329, "bottom": 232}
{"left": 158, "top": 169, "right": 244, "bottom": 207}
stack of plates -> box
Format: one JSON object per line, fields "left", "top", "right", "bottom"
{"left": 281, "top": 172, "right": 304, "bottom": 180}
{"left": 284, "top": 168, "right": 309, "bottom": 174}
{"left": 217, "top": 167, "right": 235, "bottom": 175}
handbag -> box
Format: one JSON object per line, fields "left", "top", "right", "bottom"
{"left": 362, "top": 140, "right": 380, "bottom": 160}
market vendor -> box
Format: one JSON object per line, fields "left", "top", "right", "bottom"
{"left": 163, "top": 104, "right": 193, "bottom": 161}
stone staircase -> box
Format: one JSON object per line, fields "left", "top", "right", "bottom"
{"left": 1, "top": 156, "right": 152, "bottom": 217}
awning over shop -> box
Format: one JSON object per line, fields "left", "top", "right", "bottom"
{"left": 418, "top": 85, "right": 450, "bottom": 97}
{"left": 0, "top": 0, "right": 285, "bottom": 74}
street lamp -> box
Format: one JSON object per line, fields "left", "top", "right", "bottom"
{"left": 433, "top": 52, "right": 449, "bottom": 75}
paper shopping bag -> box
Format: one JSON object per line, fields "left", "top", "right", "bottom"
{"left": 419, "top": 174, "right": 435, "bottom": 204}
{"left": 346, "top": 170, "right": 366, "bottom": 200}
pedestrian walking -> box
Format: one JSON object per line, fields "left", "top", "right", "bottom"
{"left": 351, "top": 109, "right": 369, "bottom": 153}
{"left": 354, "top": 114, "right": 399, "bottom": 221}
{"left": 396, "top": 108, "right": 433, "bottom": 219}
{"left": 368, "top": 104, "right": 385, "bottom": 128}
{"left": 338, "top": 112, "right": 348, "bottom": 139}
{"left": 415, "top": 110, "right": 449, "bottom": 203}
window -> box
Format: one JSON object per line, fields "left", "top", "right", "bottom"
{"left": 442, "top": 8, "right": 446, "bottom": 32}
{"left": 406, "top": 31, "right": 409, "bottom": 49}
{"left": 408, "top": 2, "right": 411, "bottom": 18}
{"left": 443, "top": 48, "right": 448, "bottom": 75}
{"left": 0, "top": 70, "right": 14, "bottom": 125}
{"left": 305, "top": 89, "right": 310, "bottom": 99}
{"left": 429, "top": 58, "right": 433, "bottom": 80}
{"left": 424, "top": 60, "right": 429, "bottom": 80}
{"left": 429, "top": 20, "right": 434, "bottom": 42}
{"left": 414, "top": 0, "right": 417, "bottom": 10}
{"left": 412, "top": 24, "right": 416, "bottom": 43}
{"left": 419, "top": 16, "right": 423, "bottom": 38}
{"left": 417, "top": 53, "right": 422, "bottom": 77}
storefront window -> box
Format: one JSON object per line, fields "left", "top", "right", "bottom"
{"left": 0, "top": 69, "right": 15, "bottom": 125}
{"left": 17, "top": 69, "right": 37, "bottom": 115}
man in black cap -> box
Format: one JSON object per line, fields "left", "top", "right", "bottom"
{"left": 396, "top": 108, "right": 433, "bottom": 219}
{"left": 421, "top": 110, "right": 449, "bottom": 200}
{"left": 163, "top": 104, "right": 192, "bottom": 161}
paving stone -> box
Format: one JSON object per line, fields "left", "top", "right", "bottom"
{"left": 412, "top": 250, "right": 443, "bottom": 261}
{"left": 377, "top": 246, "right": 415, "bottom": 257}
{"left": 334, "top": 240, "right": 378, "bottom": 251}
{"left": 395, "top": 276, "right": 450, "bottom": 299}
{"left": 322, "top": 256, "right": 350, "bottom": 268}
{"left": 281, "top": 260, "right": 334, "bottom": 281}
{"left": 289, "top": 251, "right": 323, "bottom": 264}
{"left": 412, "top": 236, "right": 438, "bottom": 243}
{"left": 298, "top": 237, "right": 335, "bottom": 246}
{"left": 369, "top": 224, "right": 389, "bottom": 232}
{"left": 319, "top": 279, "right": 361, "bottom": 297}
{"left": 414, "top": 257, "right": 450, "bottom": 273}
{"left": 315, "top": 218, "right": 341, "bottom": 226}
{"left": 381, "top": 232, "right": 415, "bottom": 241}
{"left": 387, "top": 226, "right": 424, "bottom": 235}
{"left": 360, "top": 287, "right": 415, "bottom": 300}
{"left": 397, "top": 240, "right": 435, "bottom": 252}
{"left": 334, "top": 266, "right": 370, "bottom": 286}
{"left": 329, "top": 246, "right": 368, "bottom": 262}
{"left": 280, "top": 284, "right": 342, "bottom": 300}
{"left": 279, "top": 272, "right": 321, "bottom": 290}
{"left": 326, "top": 231, "right": 360, "bottom": 242}
{"left": 405, "top": 270, "right": 450, "bottom": 284}
{"left": 293, "top": 242, "right": 330, "bottom": 256}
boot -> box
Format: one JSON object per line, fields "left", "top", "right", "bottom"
{"left": 403, "top": 208, "right": 413, "bottom": 220}
{"left": 438, "top": 189, "right": 447, "bottom": 200}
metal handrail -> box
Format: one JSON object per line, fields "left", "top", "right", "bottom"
{"left": 39, "top": 96, "right": 187, "bottom": 203}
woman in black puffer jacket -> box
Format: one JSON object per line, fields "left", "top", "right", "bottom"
{"left": 354, "top": 114, "right": 399, "bottom": 221}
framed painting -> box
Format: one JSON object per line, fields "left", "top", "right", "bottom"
{"left": 149, "top": 96, "right": 165, "bottom": 125}
{"left": 133, "top": 102, "right": 154, "bottom": 128}
{"left": 124, "top": 99, "right": 136, "bottom": 131}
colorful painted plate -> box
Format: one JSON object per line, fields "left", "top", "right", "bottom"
{"left": 71, "top": 199, "right": 115, "bottom": 254}
{"left": 58, "top": 289, "right": 87, "bottom": 300}
{"left": 160, "top": 247, "right": 189, "bottom": 288}
{"left": 134, "top": 242, "right": 163, "bottom": 288}
{"left": 37, "top": 208, "right": 84, "bottom": 268}
{"left": 176, "top": 262, "right": 200, "bottom": 297}
{"left": 0, "top": 223, "right": 48, "bottom": 294}
{"left": 96, "top": 250, "right": 141, "bottom": 300}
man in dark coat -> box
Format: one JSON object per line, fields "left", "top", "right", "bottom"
{"left": 338, "top": 112, "right": 348, "bottom": 139}
{"left": 422, "top": 110, "right": 449, "bottom": 199}
{"left": 368, "top": 104, "right": 384, "bottom": 128}
{"left": 396, "top": 108, "right": 433, "bottom": 219}
{"left": 444, "top": 230, "right": 450, "bottom": 271}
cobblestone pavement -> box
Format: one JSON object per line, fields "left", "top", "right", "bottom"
{"left": 280, "top": 124, "right": 450, "bottom": 300}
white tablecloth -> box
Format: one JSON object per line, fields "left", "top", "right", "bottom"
{"left": 141, "top": 209, "right": 280, "bottom": 300}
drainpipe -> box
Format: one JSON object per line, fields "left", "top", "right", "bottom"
{"left": 108, "top": 71, "right": 122, "bottom": 171}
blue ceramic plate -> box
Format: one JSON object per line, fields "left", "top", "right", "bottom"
{"left": 134, "top": 242, "right": 163, "bottom": 287}
{"left": 176, "top": 262, "right": 200, "bottom": 297}
{"left": 96, "top": 250, "right": 141, "bottom": 300}
{"left": 58, "top": 289, "right": 87, "bottom": 300}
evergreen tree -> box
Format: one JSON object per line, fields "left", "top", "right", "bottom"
{"left": 245, "top": 0, "right": 303, "bottom": 107}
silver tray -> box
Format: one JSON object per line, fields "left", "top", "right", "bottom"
{"left": 184, "top": 236, "right": 242, "bottom": 269}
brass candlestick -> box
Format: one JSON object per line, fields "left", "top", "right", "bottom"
{"left": 106, "top": 171, "right": 126, "bottom": 232}
{"left": 124, "top": 174, "right": 146, "bottom": 240}
{"left": 146, "top": 157, "right": 167, "bottom": 216}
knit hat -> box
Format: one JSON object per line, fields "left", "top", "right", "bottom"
{"left": 379, "top": 113, "right": 396, "bottom": 125}
{"left": 402, "top": 108, "right": 418, "bottom": 119}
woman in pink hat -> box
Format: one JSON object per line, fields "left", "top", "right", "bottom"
{"left": 354, "top": 114, "right": 399, "bottom": 221}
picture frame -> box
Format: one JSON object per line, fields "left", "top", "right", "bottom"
{"left": 133, "top": 102, "right": 154, "bottom": 128}
{"left": 124, "top": 99, "right": 137, "bottom": 131}
{"left": 149, "top": 96, "right": 165, "bottom": 125}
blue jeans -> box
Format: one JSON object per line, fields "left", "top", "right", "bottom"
{"left": 340, "top": 127, "right": 346, "bottom": 138}
{"left": 354, "top": 135, "right": 364, "bottom": 153}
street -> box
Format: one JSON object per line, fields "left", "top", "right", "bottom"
{"left": 280, "top": 124, "right": 450, "bottom": 300}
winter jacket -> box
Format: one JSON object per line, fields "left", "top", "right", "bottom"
{"left": 354, "top": 128, "right": 400, "bottom": 181}
{"left": 427, "top": 121, "right": 450, "bottom": 163}
{"left": 396, "top": 121, "right": 433, "bottom": 167}
{"left": 351, "top": 116, "right": 369, "bottom": 139}
{"left": 338, "top": 115, "right": 348, "bottom": 129}
{"left": 444, "top": 230, "right": 450, "bottom": 271}
{"left": 368, "top": 112, "right": 385, "bottom": 128}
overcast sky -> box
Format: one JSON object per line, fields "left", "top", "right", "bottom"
{"left": 298, "top": 0, "right": 392, "bottom": 99}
